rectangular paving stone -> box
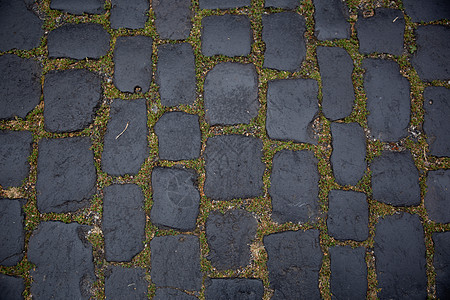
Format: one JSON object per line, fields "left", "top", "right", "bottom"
{"left": 36, "top": 137, "right": 96, "bottom": 213}
{"left": 423, "top": 87, "right": 450, "bottom": 157}
{"left": 266, "top": 78, "right": 318, "bottom": 144}
{"left": 265, "top": 0, "right": 298, "bottom": 9}
{"left": 313, "top": 0, "right": 350, "bottom": 40}
{"left": 153, "top": 0, "right": 192, "bottom": 40}
{"left": 0, "top": 274, "right": 24, "bottom": 300}
{"left": 201, "top": 15, "right": 251, "bottom": 57}
{"left": 425, "top": 170, "right": 450, "bottom": 223}
{"left": 264, "top": 230, "right": 322, "bottom": 299}
{"left": 0, "top": 131, "right": 32, "bottom": 188}
{"left": 44, "top": 69, "right": 102, "bottom": 133}
{"left": 363, "top": 58, "right": 410, "bottom": 142}
{"left": 28, "top": 222, "right": 95, "bottom": 299}
{"left": 403, "top": 0, "right": 450, "bottom": 22}
{"left": 114, "top": 36, "right": 153, "bottom": 93}
{"left": 110, "top": 0, "right": 149, "bottom": 29}
{"left": 199, "top": 0, "right": 250, "bottom": 9}
{"left": 47, "top": 23, "right": 110, "bottom": 60}
{"left": 154, "top": 288, "right": 197, "bottom": 299}
{"left": 374, "top": 213, "right": 427, "bottom": 299}
{"left": 103, "top": 184, "right": 145, "bottom": 262}
{"left": 330, "top": 246, "right": 367, "bottom": 300}
{"left": 101, "top": 99, "right": 148, "bottom": 176}
{"left": 0, "top": 54, "right": 41, "bottom": 120}
{"left": 50, "top": 0, "right": 105, "bottom": 15}
{"left": 105, "top": 266, "right": 148, "bottom": 299}
{"left": 432, "top": 232, "right": 450, "bottom": 299}
{"left": 317, "top": 47, "right": 354, "bottom": 120}
{"left": 206, "top": 278, "right": 264, "bottom": 300}
{"left": 262, "top": 12, "right": 306, "bottom": 72}
{"left": 204, "top": 135, "right": 265, "bottom": 200}
{"left": 156, "top": 43, "right": 196, "bottom": 106}
{"left": 269, "top": 150, "right": 319, "bottom": 224}
{"left": 0, "top": 199, "right": 24, "bottom": 266}
{"left": 150, "top": 235, "right": 202, "bottom": 291}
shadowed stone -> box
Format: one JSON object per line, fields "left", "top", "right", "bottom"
{"left": 156, "top": 43, "right": 196, "bottom": 106}
{"left": 327, "top": 190, "right": 368, "bottom": 241}
{"left": 403, "top": 0, "right": 450, "bottom": 22}
{"left": 50, "top": 0, "right": 105, "bottom": 14}
{"left": 154, "top": 288, "right": 197, "bottom": 299}
{"left": 36, "top": 137, "right": 96, "bottom": 213}
{"left": 28, "top": 222, "right": 95, "bottom": 299}
{"left": 363, "top": 59, "right": 410, "bottom": 142}
{"left": 199, "top": 0, "right": 250, "bottom": 9}
{"left": 0, "top": 54, "right": 41, "bottom": 120}
{"left": 269, "top": 150, "right": 319, "bottom": 224}
{"left": 425, "top": 170, "right": 450, "bottom": 223}
{"left": 103, "top": 184, "right": 145, "bottom": 262}
{"left": 374, "top": 213, "right": 427, "bottom": 299}
{"left": 0, "top": 200, "right": 24, "bottom": 266}
{"left": 264, "top": 230, "right": 322, "bottom": 299}
{"left": 204, "top": 63, "right": 258, "bottom": 125}
{"left": 114, "top": 36, "right": 153, "bottom": 93}
{"left": 266, "top": 79, "right": 318, "bottom": 144}
{"left": 48, "top": 24, "right": 110, "bottom": 59}
{"left": 356, "top": 8, "right": 405, "bottom": 55}
{"left": 105, "top": 267, "right": 147, "bottom": 299}
{"left": 0, "top": 131, "right": 32, "bottom": 188}
{"left": 110, "top": 0, "right": 149, "bottom": 29}
{"left": 102, "top": 99, "right": 148, "bottom": 175}
{"left": 265, "top": 0, "right": 298, "bottom": 9}
{"left": 0, "top": 274, "right": 24, "bottom": 300}
{"left": 153, "top": 0, "right": 192, "bottom": 40}
{"left": 433, "top": 232, "right": 450, "bottom": 299}
{"left": 314, "top": 0, "right": 350, "bottom": 40}
{"left": 151, "top": 168, "right": 200, "bottom": 231}
{"left": 317, "top": 47, "right": 354, "bottom": 120}
{"left": 262, "top": 12, "right": 306, "bottom": 72}
{"left": 206, "top": 278, "right": 264, "bottom": 300}
{"left": 204, "top": 135, "right": 264, "bottom": 200}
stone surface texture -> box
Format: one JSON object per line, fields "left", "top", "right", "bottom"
{"left": 153, "top": 0, "right": 192, "bottom": 40}
{"left": 154, "top": 288, "right": 197, "bottom": 299}
{"left": 314, "top": 0, "right": 350, "bottom": 40}
{"left": 403, "top": 0, "right": 450, "bottom": 22}
{"left": 206, "top": 278, "right": 264, "bottom": 300}
{"left": 0, "top": 199, "right": 24, "bottom": 266}
{"left": 199, "top": 0, "right": 250, "bottom": 9}
{"left": 425, "top": 170, "right": 450, "bottom": 223}
{"left": 105, "top": 266, "right": 147, "bottom": 299}
{"left": 0, "top": 274, "right": 24, "bottom": 300}
{"left": 265, "top": 0, "right": 298, "bottom": 9}
{"left": 432, "top": 232, "right": 450, "bottom": 299}
{"left": 50, "top": 0, "right": 105, "bottom": 15}
{"left": 0, "top": 131, "right": 32, "bottom": 188}
{"left": 110, "top": 0, "right": 148, "bottom": 29}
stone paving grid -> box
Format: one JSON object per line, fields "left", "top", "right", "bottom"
{"left": 0, "top": 1, "right": 449, "bottom": 300}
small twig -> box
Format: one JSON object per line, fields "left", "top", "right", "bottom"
{"left": 392, "top": 16, "right": 399, "bottom": 23}
{"left": 115, "top": 122, "right": 129, "bottom": 139}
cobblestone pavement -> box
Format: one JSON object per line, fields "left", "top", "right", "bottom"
{"left": 0, "top": 0, "right": 449, "bottom": 299}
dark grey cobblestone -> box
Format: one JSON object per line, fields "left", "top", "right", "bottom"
{"left": 206, "top": 278, "right": 264, "bottom": 300}
{"left": 153, "top": 0, "right": 192, "bottom": 40}
{"left": 154, "top": 288, "right": 198, "bottom": 299}
{"left": 313, "top": 0, "right": 350, "bottom": 40}
{"left": 199, "top": 0, "right": 250, "bottom": 9}
{"left": 403, "top": 0, "right": 450, "bottom": 22}
{"left": 432, "top": 232, "right": 450, "bottom": 299}
{"left": 110, "top": 0, "right": 149, "bottom": 29}
{"left": 105, "top": 266, "right": 148, "bottom": 299}
{"left": 0, "top": 274, "right": 24, "bottom": 300}
{"left": 50, "top": 0, "right": 105, "bottom": 15}
{"left": 0, "top": 131, "right": 32, "bottom": 188}
{"left": 0, "top": 199, "right": 24, "bottom": 266}
{"left": 265, "top": 0, "right": 298, "bottom": 9}
{"left": 425, "top": 170, "right": 450, "bottom": 223}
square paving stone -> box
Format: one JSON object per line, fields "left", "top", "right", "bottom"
{"left": 412, "top": 26, "right": 450, "bottom": 81}
{"left": 114, "top": 36, "right": 153, "bottom": 93}
{"left": 204, "top": 63, "right": 258, "bottom": 125}
{"left": 151, "top": 167, "right": 200, "bottom": 231}
{"left": 0, "top": 0, "right": 43, "bottom": 51}
{"left": 44, "top": 69, "right": 102, "bottom": 133}
{"left": 110, "top": 0, "right": 148, "bottom": 29}
{"left": 206, "top": 278, "right": 264, "bottom": 300}
{"left": 156, "top": 43, "right": 196, "bottom": 107}
{"left": 0, "top": 54, "right": 41, "bottom": 120}
{"left": 371, "top": 151, "right": 420, "bottom": 206}
{"left": 150, "top": 235, "right": 202, "bottom": 291}
{"left": 102, "top": 99, "right": 148, "bottom": 176}
{"left": 199, "top": 0, "right": 250, "bottom": 9}
{"left": 374, "top": 213, "right": 427, "bottom": 299}
{"left": 36, "top": 137, "right": 96, "bottom": 213}
{"left": 265, "top": 0, "right": 298, "bottom": 9}
{"left": 153, "top": 0, "right": 192, "bottom": 40}
{"left": 154, "top": 288, "right": 197, "bottom": 299}
{"left": 0, "top": 199, "right": 24, "bottom": 266}
{"left": 313, "top": 0, "right": 350, "bottom": 40}
{"left": 330, "top": 246, "right": 367, "bottom": 300}
{"left": 363, "top": 59, "right": 410, "bottom": 142}
{"left": 50, "top": 0, "right": 105, "bottom": 15}
{"left": 154, "top": 112, "right": 201, "bottom": 161}
{"left": 330, "top": 122, "right": 366, "bottom": 186}
{"left": 264, "top": 230, "right": 322, "bottom": 299}
{"left": 201, "top": 15, "right": 251, "bottom": 57}
{"left": 327, "top": 190, "right": 368, "bottom": 241}
{"left": 0, "top": 274, "right": 24, "bottom": 300}
{"left": 423, "top": 87, "right": 450, "bottom": 157}
{"left": 204, "top": 135, "right": 264, "bottom": 200}
{"left": 425, "top": 170, "right": 450, "bottom": 223}
{"left": 269, "top": 150, "right": 319, "bottom": 224}
{"left": 356, "top": 8, "right": 405, "bottom": 55}
{"left": 403, "top": 0, "right": 450, "bottom": 22}
{"left": 105, "top": 266, "right": 147, "bottom": 299}
{"left": 0, "top": 131, "right": 32, "bottom": 188}
{"left": 28, "top": 222, "right": 95, "bottom": 299}
{"left": 103, "top": 184, "right": 145, "bottom": 262}
{"left": 317, "top": 47, "right": 354, "bottom": 120}
{"left": 262, "top": 12, "right": 306, "bottom": 72}
{"left": 266, "top": 78, "right": 318, "bottom": 144}
{"left": 206, "top": 210, "right": 258, "bottom": 270}
{"left": 48, "top": 23, "right": 110, "bottom": 60}
{"left": 432, "top": 232, "right": 450, "bottom": 299}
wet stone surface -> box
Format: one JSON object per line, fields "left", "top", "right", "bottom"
{"left": 425, "top": 170, "right": 450, "bottom": 224}
{"left": 0, "top": 131, "right": 32, "bottom": 188}
{"left": 403, "top": 0, "right": 450, "bottom": 22}
{"left": 432, "top": 232, "right": 450, "bottom": 299}
{"left": 264, "top": 230, "right": 322, "bottom": 299}
{"left": 102, "top": 99, "right": 148, "bottom": 176}
{"left": 199, "top": 0, "right": 250, "bottom": 9}
{"left": 0, "top": 199, "right": 24, "bottom": 266}
{"left": 269, "top": 150, "right": 319, "bottom": 224}
{"left": 151, "top": 167, "right": 200, "bottom": 231}
{"left": 265, "top": 0, "right": 298, "bottom": 9}
{"left": 0, "top": 54, "right": 41, "bottom": 120}
{"left": 266, "top": 78, "right": 318, "bottom": 144}
{"left": 313, "top": 0, "right": 350, "bottom": 40}
{"left": 105, "top": 266, "right": 147, "bottom": 299}
{"left": 153, "top": 0, "right": 192, "bottom": 40}
{"left": 154, "top": 288, "right": 197, "bottom": 300}
{"left": 28, "top": 222, "right": 95, "bottom": 299}
{"left": 103, "top": 184, "right": 145, "bottom": 262}
{"left": 206, "top": 278, "right": 264, "bottom": 300}
{"left": 0, "top": 274, "right": 24, "bottom": 300}
{"left": 206, "top": 210, "right": 257, "bottom": 270}
{"left": 374, "top": 213, "right": 427, "bottom": 299}
{"left": 110, "top": 0, "right": 149, "bottom": 29}
{"left": 50, "top": 0, "right": 105, "bottom": 15}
